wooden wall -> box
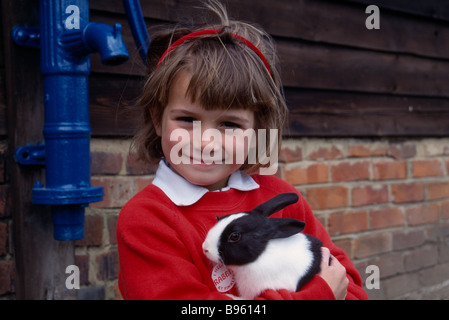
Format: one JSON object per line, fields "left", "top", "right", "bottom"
{"left": 87, "top": 0, "right": 449, "bottom": 138}
{"left": 1, "top": 0, "right": 448, "bottom": 143}
{"left": 0, "top": 8, "right": 6, "bottom": 136}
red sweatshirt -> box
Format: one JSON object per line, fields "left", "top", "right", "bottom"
{"left": 117, "top": 174, "right": 368, "bottom": 300}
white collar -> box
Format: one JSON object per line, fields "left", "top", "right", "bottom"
{"left": 152, "top": 159, "right": 259, "bottom": 206}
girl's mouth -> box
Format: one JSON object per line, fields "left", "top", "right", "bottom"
{"left": 191, "top": 157, "right": 218, "bottom": 166}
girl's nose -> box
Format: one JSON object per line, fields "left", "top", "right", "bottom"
{"left": 192, "top": 121, "right": 223, "bottom": 156}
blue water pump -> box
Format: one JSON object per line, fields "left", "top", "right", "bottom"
{"left": 13, "top": 0, "right": 129, "bottom": 240}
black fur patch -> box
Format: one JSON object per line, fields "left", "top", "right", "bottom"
{"left": 296, "top": 235, "right": 323, "bottom": 291}
{"left": 218, "top": 215, "right": 269, "bottom": 265}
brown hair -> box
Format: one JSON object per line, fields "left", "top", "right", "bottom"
{"left": 132, "top": 0, "right": 288, "bottom": 174}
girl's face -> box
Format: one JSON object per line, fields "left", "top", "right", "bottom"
{"left": 155, "top": 71, "right": 255, "bottom": 191}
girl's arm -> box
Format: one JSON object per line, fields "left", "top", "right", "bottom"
{"left": 117, "top": 200, "right": 233, "bottom": 300}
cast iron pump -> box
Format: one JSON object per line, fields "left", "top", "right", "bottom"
{"left": 13, "top": 0, "right": 129, "bottom": 240}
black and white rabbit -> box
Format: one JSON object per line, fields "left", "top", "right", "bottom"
{"left": 202, "top": 192, "right": 323, "bottom": 299}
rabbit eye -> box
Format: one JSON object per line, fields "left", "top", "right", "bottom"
{"left": 228, "top": 232, "right": 241, "bottom": 243}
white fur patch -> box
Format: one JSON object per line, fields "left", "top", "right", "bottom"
{"left": 228, "top": 233, "right": 313, "bottom": 300}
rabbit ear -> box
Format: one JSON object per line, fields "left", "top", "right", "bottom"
{"left": 250, "top": 193, "right": 299, "bottom": 217}
{"left": 269, "top": 218, "right": 306, "bottom": 239}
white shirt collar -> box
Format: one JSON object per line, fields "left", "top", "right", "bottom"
{"left": 152, "top": 159, "right": 259, "bottom": 206}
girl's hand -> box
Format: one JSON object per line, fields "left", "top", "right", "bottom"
{"left": 318, "top": 247, "right": 349, "bottom": 300}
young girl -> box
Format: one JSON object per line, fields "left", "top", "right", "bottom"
{"left": 117, "top": 0, "right": 368, "bottom": 300}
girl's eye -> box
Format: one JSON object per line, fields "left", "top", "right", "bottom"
{"left": 227, "top": 232, "right": 241, "bottom": 243}
{"left": 222, "top": 122, "right": 241, "bottom": 128}
{"left": 176, "top": 117, "right": 195, "bottom": 123}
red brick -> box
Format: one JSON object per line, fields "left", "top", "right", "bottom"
{"left": 352, "top": 184, "right": 389, "bottom": 207}
{"left": 348, "top": 144, "right": 387, "bottom": 157}
{"left": 331, "top": 161, "right": 370, "bottom": 182}
{"left": 413, "top": 159, "right": 444, "bottom": 178}
{"left": 370, "top": 207, "right": 405, "bottom": 229}
{"left": 442, "top": 201, "right": 449, "bottom": 220}
{"left": 306, "top": 186, "right": 348, "bottom": 210}
{"left": 307, "top": 145, "right": 344, "bottom": 160}
{"left": 427, "top": 222, "right": 447, "bottom": 238}
{"left": 108, "top": 216, "right": 117, "bottom": 245}
{"left": 75, "top": 215, "right": 103, "bottom": 247}
{"left": 279, "top": 145, "right": 303, "bottom": 162}
{"left": 419, "top": 263, "right": 449, "bottom": 287}
{"left": 135, "top": 177, "right": 153, "bottom": 193}
{"left": 373, "top": 160, "right": 407, "bottom": 180}
{"left": 74, "top": 254, "right": 89, "bottom": 285}
{"left": 354, "top": 232, "right": 392, "bottom": 258}
{"left": 427, "top": 181, "right": 449, "bottom": 201}
{"left": 406, "top": 204, "right": 440, "bottom": 226}
{"left": 328, "top": 210, "right": 368, "bottom": 235}
{"left": 91, "top": 151, "right": 123, "bottom": 175}
{"left": 91, "top": 177, "right": 136, "bottom": 208}
{"left": 393, "top": 229, "right": 425, "bottom": 250}
{"left": 366, "top": 253, "right": 404, "bottom": 279}
{"left": 387, "top": 144, "right": 416, "bottom": 160}
{"left": 96, "top": 250, "right": 119, "bottom": 281}
{"left": 283, "top": 163, "right": 328, "bottom": 185}
{"left": 404, "top": 246, "right": 438, "bottom": 272}
{"left": 426, "top": 222, "right": 449, "bottom": 243}
{"left": 392, "top": 183, "right": 425, "bottom": 203}
{"left": 333, "top": 239, "right": 353, "bottom": 258}
{"left": 382, "top": 273, "right": 420, "bottom": 298}
{"left": 126, "top": 153, "right": 156, "bottom": 175}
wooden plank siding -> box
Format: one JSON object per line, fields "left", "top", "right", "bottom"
{"left": 85, "top": 0, "right": 449, "bottom": 137}
{"left": 0, "top": 9, "right": 7, "bottom": 136}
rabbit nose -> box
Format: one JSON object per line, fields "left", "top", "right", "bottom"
{"left": 202, "top": 242, "right": 209, "bottom": 253}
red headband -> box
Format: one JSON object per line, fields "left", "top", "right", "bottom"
{"left": 157, "top": 29, "right": 272, "bottom": 76}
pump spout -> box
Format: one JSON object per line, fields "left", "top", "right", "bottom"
{"left": 82, "top": 22, "right": 129, "bottom": 65}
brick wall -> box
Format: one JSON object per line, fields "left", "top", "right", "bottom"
{"left": 4, "top": 137, "right": 444, "bottom": 300}
{"left": 75, "top": 138, "right": 157, "bottom": 300}
{"left": 280, "top": 138, "right": 449, "bottom": 299}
